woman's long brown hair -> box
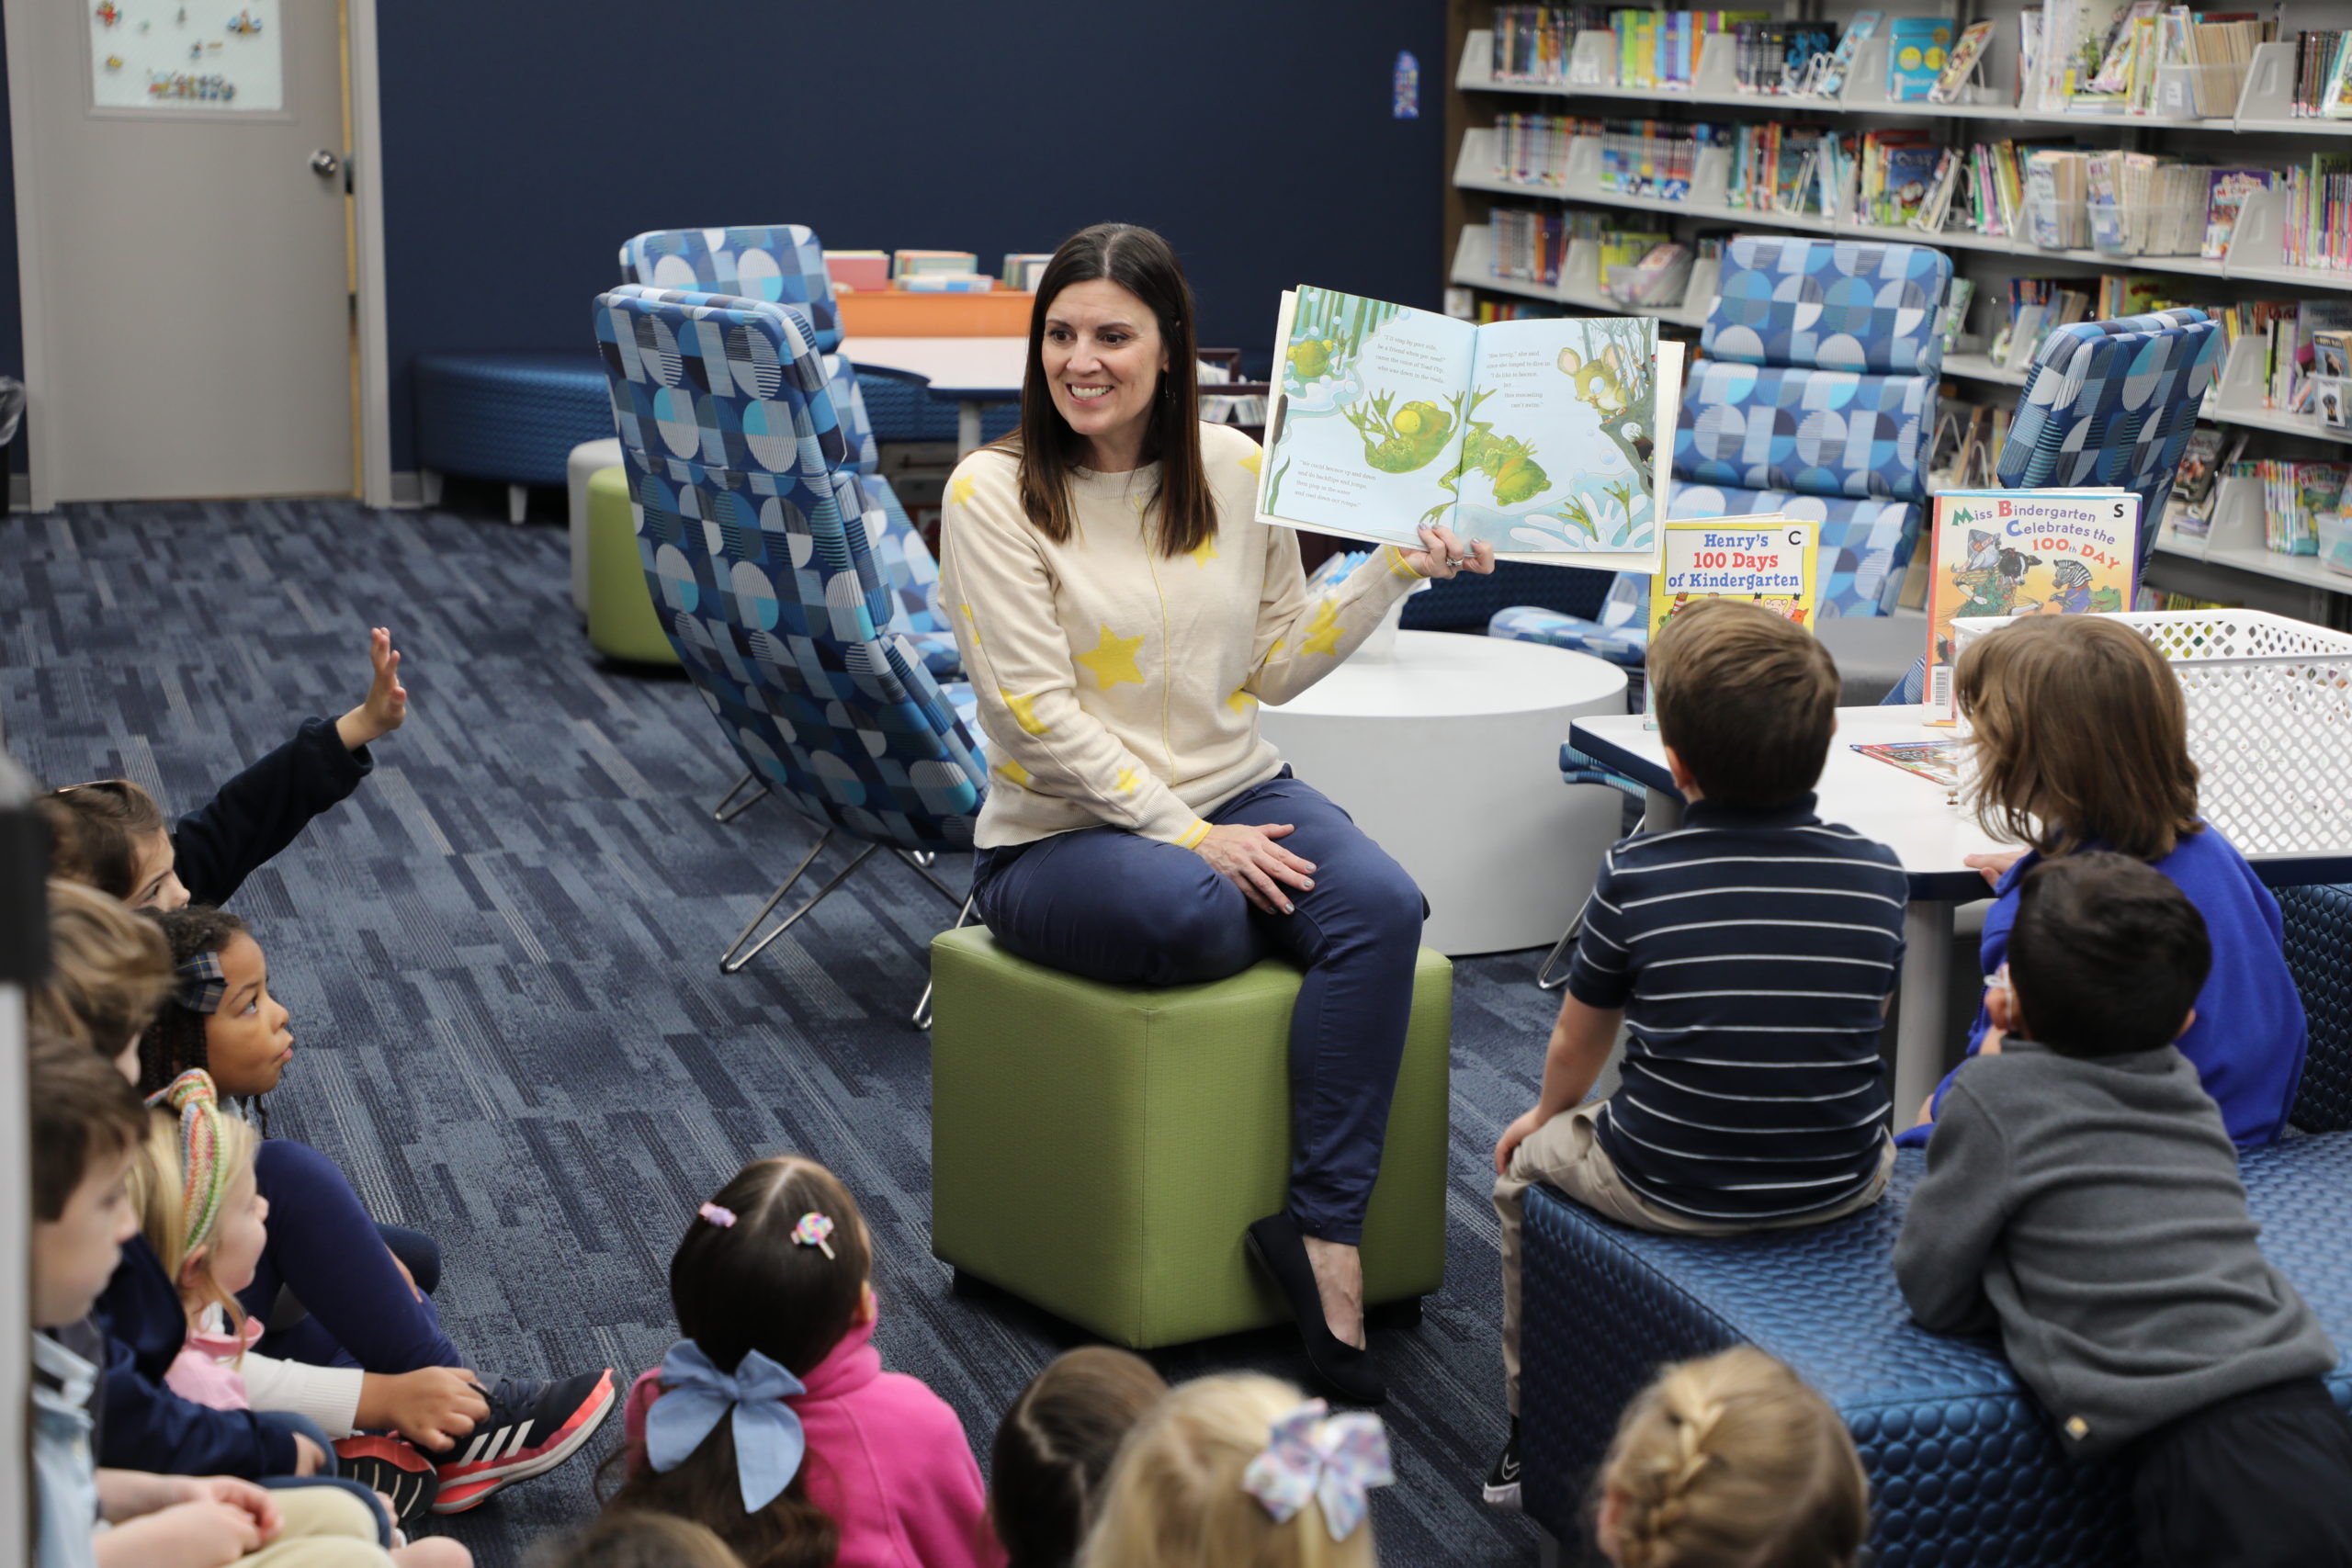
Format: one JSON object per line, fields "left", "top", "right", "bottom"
{"left": 1006, "top": 223, "right": 1213, "bottom": 559}
{"left": 601, "top": 1156, "right": 873, "bottom": 1568}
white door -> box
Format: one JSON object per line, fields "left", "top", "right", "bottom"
{"left": 10, "top": 0, "right": 353, "bottom": 502}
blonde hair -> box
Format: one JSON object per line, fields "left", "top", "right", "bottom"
{"left": 1954, "top": 615, "right": 2200, "bottom": 862}
{"left": 128, "top": 1105, "right": 259, "bottom": 1346}
{"left": 1597, "top": 1347, "right": 1867, "bottom": 1568}
{"left": 1079, "top": 1375, "right": 1375, "bottom": 1568}
{"left": 30, "top": 879, "right": 173, "bottom": 1055}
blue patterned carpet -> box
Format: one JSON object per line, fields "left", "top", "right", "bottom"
{"left": 1, "top": 497, "right": 1570, "bottom": 1565}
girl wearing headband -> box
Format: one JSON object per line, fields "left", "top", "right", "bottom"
{"left": 117, "top": 909, "right": 614, "bottom": 1513}
{"left": 1078, "top": 1374, "right": 1393, "bottom": 1568}
{"left": 610, "top": 1155, "right": 998, "bottom": 1568}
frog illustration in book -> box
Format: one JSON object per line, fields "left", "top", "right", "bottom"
{"left": 1279, "top": 292, "right": 1400, "bottom": 415}
{"left": 1346, "top": 392, "right": 1459, "bottom": 476}
{"left": 1410, "top": 389, "right": 1551, "bottom": 523}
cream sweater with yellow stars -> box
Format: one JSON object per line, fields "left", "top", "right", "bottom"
{"left": 940, "top": 421, "right": 1426, "bottom": 851}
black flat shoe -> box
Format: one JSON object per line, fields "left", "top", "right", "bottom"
{"left": 1245, "top": 1212, "right": 1387, "bottom": 1406}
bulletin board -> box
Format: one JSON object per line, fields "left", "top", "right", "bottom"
{"left": 88, "top": 3, "right": 282, "bottom": 113}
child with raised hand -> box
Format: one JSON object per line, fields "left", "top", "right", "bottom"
{"left": 132, "top": 1068, "right": 497, "bottom": 1524}
{"left": 113, "top": 906, "right": 615, "bottom": 1514}
{"left": 1895, "top": 854, "right": 2351, "bottom": 1565}
{"left": 28, "top": 1033, "right": 469, "bottom": 1568}
{"left": 989, "top": 1348, "right": 1167, "bottom": 1568}
{"left": 612, "top": 1155, "right": 999, "bottom": 1568}
{"left": 1590, "top": 1347, "right": 1867, "bottom": 1568}
{"left": 1900, "top": 615, "right": 2304, "bottom": 1148}
{"left": 1487, "top": 599, "right": 1905, "bottom": 1508}
{"left": 1077, "top": 1374, "right": 1394, "bottom": 1568}
{"left": 43, "top": 625, "right": 407, "bottom": 911}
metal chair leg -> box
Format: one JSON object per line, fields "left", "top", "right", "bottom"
{"left": 718, "top": 831, "right": 885, "bottom": 974}
{"left": 911, "top": 892, "right": 979, "bottom": 1030}
{"left": 893, "top": 847, "right": 967, "bottom": 908}
{"left": 709, "top": 770, "right": 769, "bottom": 823}
{"left": 1538, "top": 810, "right": 1644, "bottom": 991}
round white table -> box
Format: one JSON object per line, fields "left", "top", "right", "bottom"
{"left": 1259, "top": 630, "right": 1629, "bottom": 956}
{"left": 839, "top": 336, "right": 1027, "bottom": 455}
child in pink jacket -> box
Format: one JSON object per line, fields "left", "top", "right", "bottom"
{"left": 611, "top": 1156, "right": 1001, "bottom": 1568}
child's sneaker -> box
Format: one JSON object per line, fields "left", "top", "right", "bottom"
{"left": 334, "top": 1434, "right": 439, "bottom": 1526}
{"left": 429, "top": 1369, "right": 616, "bottom": 1514}
{"left": 1483, "top": 1417, "right": 1521, "bottom": 1511}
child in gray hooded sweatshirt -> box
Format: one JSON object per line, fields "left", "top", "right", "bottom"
{"left": 1894, "top": 852, "right": 2350, "bottom": 1568}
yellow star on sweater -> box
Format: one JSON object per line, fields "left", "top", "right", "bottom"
{"left": 993, "top": 756, "right": 1032, "bottom": 790}
{"left": 999, "top": 688, "right": 1049, "bottom": 736}
{"left": 1074, "top": 625, "right": 1146, "bottom": 688}
{"left": 1189, "top": 536, "right": 1220, "bottom": 570}
{"left": 1239, "top": 449, "right": 1261, "bottom": 476}
{"left": 949, "top": 473, "right": 978, "bottom": 506}
{"left": 1301, "top": 599, "right": 1345, "bottom": 657}
{"left": 1227, "top": 685, "right": 1257, "bottom": 714}
{"left": 1114, "top": 767, "right": 1142, "bottom": 795}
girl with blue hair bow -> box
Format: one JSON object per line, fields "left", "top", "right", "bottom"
{"left": 610, "top": 1156, "right": 1000, "bottom": 1568}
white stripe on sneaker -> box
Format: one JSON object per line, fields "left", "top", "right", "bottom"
{"left": 503, "top": 1420, "right": 535, "bottom": 1459}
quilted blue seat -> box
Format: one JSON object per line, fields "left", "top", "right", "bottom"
{"left": 1520, "top": 1138, "right": 2352, "bottom": 1566}
{"left": 616, "top": 225, "right": 963, "bottom": 679}
{"left": 413, "top": 351, "right": 613, "bottom": 488}
{"left": 1491, "top": 239, "right": 1948, "bottom": 688}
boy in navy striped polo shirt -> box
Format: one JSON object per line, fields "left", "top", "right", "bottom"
{"left": 1484, "top": 599, "right": 1906, "bottom": 1510}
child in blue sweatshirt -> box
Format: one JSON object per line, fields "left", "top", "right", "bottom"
{"left": 1900, "top": 615, "right": 2304, "bottom": 1150}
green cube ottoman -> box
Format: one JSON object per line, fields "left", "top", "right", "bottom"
{"left": 586, "top": 465, "right": 681, "bottom": 666}
{"left": 930, "top": 927, "right": 1451, "bottom": 1348}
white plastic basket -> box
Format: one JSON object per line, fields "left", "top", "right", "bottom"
{"left": 1949, "top": 610, "right": 2352, "bottom": 859}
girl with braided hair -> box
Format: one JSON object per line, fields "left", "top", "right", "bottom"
{"left": 1594, "top": 1347, "right": 1866, "bottom": 1568}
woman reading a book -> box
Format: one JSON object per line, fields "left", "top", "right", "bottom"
{"left": 939, "top": 222, "right": 1492, "bottom": 1405}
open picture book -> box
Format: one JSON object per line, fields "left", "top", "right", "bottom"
{"left": 1255, "top": 286, "right": 1682, "bottom": 571}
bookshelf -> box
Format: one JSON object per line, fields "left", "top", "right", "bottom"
{"left": 1441, "top": 0, "right": 2352, "bottom": 623}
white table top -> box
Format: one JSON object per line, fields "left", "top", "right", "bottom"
{"left": 1573, "top": 705, "right": 2007, "bottom": 901}
{"left": 1266, "top": 631, "right": 1627, "bottom": 720}
{"left": 839, "top": 336, "right": 1027, "bottom": 399}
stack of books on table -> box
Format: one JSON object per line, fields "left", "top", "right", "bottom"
{"left": 892, "top": 251, "right": 990, "bottom": 292}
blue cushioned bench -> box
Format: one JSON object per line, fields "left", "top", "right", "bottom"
{"left": 1520, "top": 1138, "right": 2352, "bottom": 1567}
{"left": 414, "top": 352, "right": 615, "bottom": 522}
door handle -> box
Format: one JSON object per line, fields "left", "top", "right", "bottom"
{"left": 309, "top": 149, "right": 341, "bottom": 178}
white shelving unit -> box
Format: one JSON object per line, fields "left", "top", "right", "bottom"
{"left": 1940, "top": 343, "right": 2352, "bottom": 447}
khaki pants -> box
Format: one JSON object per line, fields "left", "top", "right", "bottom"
{"left": 243, "top": 1484, "right": 393, "bottom": 1568}
{"left": 1494, "top": 1101, "right": 1895, "bottom": 1413}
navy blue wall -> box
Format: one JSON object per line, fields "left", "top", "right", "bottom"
{"left": 378, "top": 0, "right": 1443, "bottom": 471}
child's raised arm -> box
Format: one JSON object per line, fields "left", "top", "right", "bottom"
{"left": 334, "top": 627, "right": 408, "bottom": 752}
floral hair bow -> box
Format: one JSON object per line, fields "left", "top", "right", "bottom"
{"left": 1241, "top": 1399, "right": 1396, "bottom": 1540}
{"left": 645, "top": 1338, "right": 808, "bottom": 1515}
{"left": 175, "top": 950, "right": 227, "bottom": 1015}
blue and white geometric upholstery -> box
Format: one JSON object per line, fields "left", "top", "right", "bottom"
{"left": 1668, "top": 486, "right": 1919, "bottom": 618}
{"left": 857, "top": 473, "right": 960, "bottom": 678}
{"left": 1520, "top": 1137, "right": 2352, "bottom": 1566}
{"left": 2279, "top": 883, "right": 2352, "bottom": 1135}
{"left": 619, "top": 224, "right": 956, "bottom": 677}
{"left": 1996, "top": 309, "right": 2222, "bottom": 574}
{"left": 617, "top": 226, "right": 842, "bottom": 351}
{"left": 1701, "top": 235, "right": 1951, "bottom": 376}
{"left": 1672, "top": 365, "right": 1936, "bottom": 502}
{"left": 1490, "top": 574, "right": 1651, "bottom": 708}
{"left": 591, "top": 284, "right": 986, "bottom": 852}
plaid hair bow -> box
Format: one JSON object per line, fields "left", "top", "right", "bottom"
{"left": 1241, "top": 1399, "right": 1396, "bottom": 1540}
{"left": 175, "top": 951, "right": 227, "bottom": 1014}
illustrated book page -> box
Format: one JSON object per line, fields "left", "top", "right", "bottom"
{"left": 1257, "top": 286, "right": 1678, "bottom": 571}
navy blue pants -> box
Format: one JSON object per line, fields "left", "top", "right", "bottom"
{"left": 974, "top": 772, "right": 1424, "bottom": 1246}
{"left": 243, "top": 1138, "right": 467, "bottom": 1373}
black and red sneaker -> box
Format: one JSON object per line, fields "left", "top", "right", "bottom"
{"left": 334, "top": 1434, "right": 440, "bottom": 1527}
{"left": 429, "top": 1369, "right": 616, "bottom": 1515}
